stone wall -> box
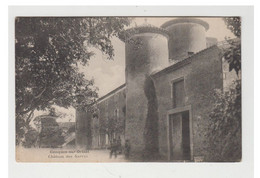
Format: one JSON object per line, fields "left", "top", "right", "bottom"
{"left": 152, "top": 46, "right": 223, "bottom": 160}
{"left": 185, "top": 46, "right": 223, "bottom": 159}
{"left": 92, "top": 86, "right": 126, "bottom": 149}
{"left": 125, "top": 32, "right": 169, "bottom": 158}
{"left": 76, "top": 45, "right": 224, "bottom": 161}
{"left": 152, "top": 60, "right": 192, "bottom": 159}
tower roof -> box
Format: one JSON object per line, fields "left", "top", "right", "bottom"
{"left": 119, "top": 25, "right": 170, "bottom": 42}
{"left": 161, "top": 18, "right": 209, "bottom": 31}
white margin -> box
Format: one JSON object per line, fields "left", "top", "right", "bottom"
{"left": 9, "top": 6, "right": 254, "bottom": 178}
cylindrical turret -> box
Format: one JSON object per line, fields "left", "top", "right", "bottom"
{"left": 75, "top": 107, "right": 92, "bottom": 149}
{"left": 122, "top": 26, "right": 170, "bottom": 74}
{"left": 121, "top": 26, "right": 169, "bottom": 156}
{"left": 161, "top": 18, "right": 209, "bottom": 62}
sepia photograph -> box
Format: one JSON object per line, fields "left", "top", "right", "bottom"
{"left": 15, "top": 16, "right": 242, "bottom": 163}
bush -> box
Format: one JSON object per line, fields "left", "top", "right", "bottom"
{"left": 22, "top": 127, "right": 39, "bottom": 148}
{"left": 39, "top": 117, "right": 65, "bottom": 148}
{"left": 204, "top": 80, "right": 241, "bottom": 161}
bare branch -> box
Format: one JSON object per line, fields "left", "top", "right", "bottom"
{"left": 25, "top": 109, "right": 35, "bottom": 127}
{"left": 33, "top": 85, "right": 47, "bottom": 99}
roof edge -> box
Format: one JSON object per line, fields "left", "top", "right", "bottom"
{"left": 161, "top": 18, "right": 209, "bottom": 31}
{"left": 119, "top": 26, "right": 170, "bottom": 42}
{"left": 151, "top": 45, "right": 220, "bottom": 78}
{"left": 96, "top": 83, "right": 126, "bottom": 103}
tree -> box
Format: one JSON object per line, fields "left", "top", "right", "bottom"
{"left": 202, "top": 17, "right": 242, "bottom": 161}
{"left": 38, "top": 116, "right": 65, "bottom": 148}
{"left": 204, "top": 80, "right": 241, "bottom": 161}
{"left": 22, "top": 126, "right": 39, "bottom": 148}
{"left": 15, "top": 17, "right": 131, "bottom": 145}
{"left": 223, "top": 17, "right": 241, "bottom": 74}
{"left": 224, "top": 17, "right": 241, "bottom": 38}
{"left": 99, "top": 116, "right": 124, "bottom": 144}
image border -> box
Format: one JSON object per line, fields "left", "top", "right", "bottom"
{"left": 9, "top": 6, "right": 254, "bottom": 178}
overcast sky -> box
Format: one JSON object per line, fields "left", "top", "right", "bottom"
{"left": 34, "top": 17, "right": 235, "bottom": 122}
{"left": 83, "top": 17, "right": 235, "bottom": 98}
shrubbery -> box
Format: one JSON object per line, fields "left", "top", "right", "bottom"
{"left": 204, "top": 80, "right": 241, "bottom": 161}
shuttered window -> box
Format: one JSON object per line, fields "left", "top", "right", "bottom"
{"left": 172, "top": 79, "right": 185, "bottom": 108}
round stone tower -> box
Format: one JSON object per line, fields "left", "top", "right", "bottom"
{"left": 161, "top": 18, "right": 209, "bottom": 62}
{"left": 121, "top": 25, "right": 169, "bottom": 157}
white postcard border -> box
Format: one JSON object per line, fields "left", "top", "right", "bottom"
{"left": 9, "top": 6, "right": 254, "bottom": 178}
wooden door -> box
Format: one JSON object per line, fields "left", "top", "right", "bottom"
{"left": 169, "top": 111, "right": 191, "bottom": 161}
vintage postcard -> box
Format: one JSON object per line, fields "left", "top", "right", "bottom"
{"left": 14, "top": 15, "right": 243, "bottom": 163}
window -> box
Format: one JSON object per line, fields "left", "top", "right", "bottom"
{"left": 172, "top": 78, "right": 185, "bottom": 108}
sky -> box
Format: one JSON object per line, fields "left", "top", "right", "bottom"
{"left": 34, "top": 17, "right": 235, "bottom": 123}
{"left": 83, "top": 17, "right": 235, "bottom": 98}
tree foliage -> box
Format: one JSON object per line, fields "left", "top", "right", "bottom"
{"left": 20, "top": 109, "right": 63, "bottom": 148}
{"left": 223, "top": 17, "right": 241, "bottom": 74}
{"left": 202, "top": 18, "right": 242, "bottom": 161}
{"left": 15, "top": 17, "right": 131, "bottom": 145}
{"left": 224, "top": 17, "right": 241, "bottom": 38}
{"left": 38, "top": 116, "right": 65, "bottom": 148}
{"left": 95, "top": 109, "right": 124, "bottom": 143}
{"left": 100, "top": 116, "right": 124, "bottom": 143}
{"left": 205, "top": 80, "right": 241, "bottom": 161}
{"left": 22, "top": 126, "right": 39, "bottom": 148}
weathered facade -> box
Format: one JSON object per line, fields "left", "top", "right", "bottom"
{"left": 75, "top": 18, "right": 238, "bottom": 161}
{"left": 91, "top": 84, "right": 126, "bottom": 149}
